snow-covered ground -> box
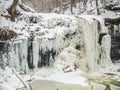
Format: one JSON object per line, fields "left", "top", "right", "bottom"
{"left": 1, "top": 64, "right": 120, "bottom": 90}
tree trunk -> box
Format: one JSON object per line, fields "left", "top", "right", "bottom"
{"left": 90, "top": 0, "right": 92, "bottom": 7}
{"left": 83, "top": 0, "right": 87, "bottom": 6}
{"left": 71, "top": 0, "right": 76, "bottom": 14}
{"left": 95, "top": 0, "right": 100, "bottom": 15}
{"left": 8, "top": 0, "right": 19, "bottom": 21}
{"left": 12, "top": 69, "right": 30, "bottom": 90}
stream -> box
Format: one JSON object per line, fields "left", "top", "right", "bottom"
{"left": 30, "top": 79, "right": 120, "bottom": 90}
{"left": 30, "top": 71, "right": 120, "bottom": 90}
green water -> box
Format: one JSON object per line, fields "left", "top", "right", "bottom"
{"left": 87, "top": 74, "right": 120, "bottom": 90}
{"left": 30, "top": 78, "right": 120, "bottom": 90}
{"left": 30, "top": 80, "right": 90, "bottom": 90}
{"left": 30, "top": 80, "right": 118, "bottom": 90}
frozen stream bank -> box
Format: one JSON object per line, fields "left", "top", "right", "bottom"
{"left": 29, "top": 69, "right": 120, "bottom": 90}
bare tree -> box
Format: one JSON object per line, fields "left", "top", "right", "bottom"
{"left": 90, "top": 0, "right": 93, "bottom": 7}
{"left": 8, "top": 0, "right": 19, "bottom": 21}
{"left": 83, "top": 0, "right": 87, "bottom": 6}
{"left": 95, "top": 0, "right": 100, "bottom": 15}
{"left": 70, "top": 0, "right": 76, "bottom": 14}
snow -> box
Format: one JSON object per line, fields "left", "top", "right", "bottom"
{"left": 0, "top": 67, "right": 24, "bottom": 90}
{"left": 33, "top": 69, "right": 88, "bottom": 86}
{"left": 0, "top": 83, "right": 15, "bottom": 90}
{"left": 79, "top": 15, "right": 104, "bottom": 26}
{"left": 0, "top": 67, "right": 88, "bottom": 90}
{"left": 101, "top": 10, "right": 120, "bottom": 18}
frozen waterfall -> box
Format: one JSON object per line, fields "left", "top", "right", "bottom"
{"left": 0, "top": 13, "right": 113, "bottom": 73}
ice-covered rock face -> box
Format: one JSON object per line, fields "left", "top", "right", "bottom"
{"left": 0, "top": 0, "right": 112, "bottom": 73}
{"left": 0, "top": 13, "right": 112, "bottom": 73}
{"left": 55, "top": 17, "right": 113, "bottom": 73}
{"left": 8, "top": 14, "right": 81, "bottom": 72}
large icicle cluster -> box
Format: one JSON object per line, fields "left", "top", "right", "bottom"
{"left": 0, "top": 0, "right": 112, "bottom": 73}
{"left": 55, "top": 16, "right": 113, "bottom": 72}
{"left": 8, "top": 13, "right": 79, "bottom": 72}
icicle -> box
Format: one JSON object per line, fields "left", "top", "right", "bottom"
{"left": 33, "top": 39, "right": 39, "bottom": 71}
{"left": 49, "top": 55, "right": 54, "bottom": 67}
{"left": 100, "top": 34, "right": 113, "bottom": 67}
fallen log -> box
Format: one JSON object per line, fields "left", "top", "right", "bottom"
{"left": 12, "top": 68, "right": 30, "bottom": 90}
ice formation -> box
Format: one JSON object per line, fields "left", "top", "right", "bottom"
{"left": 0, "top": 0, "right": 113, "bottom": 73}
